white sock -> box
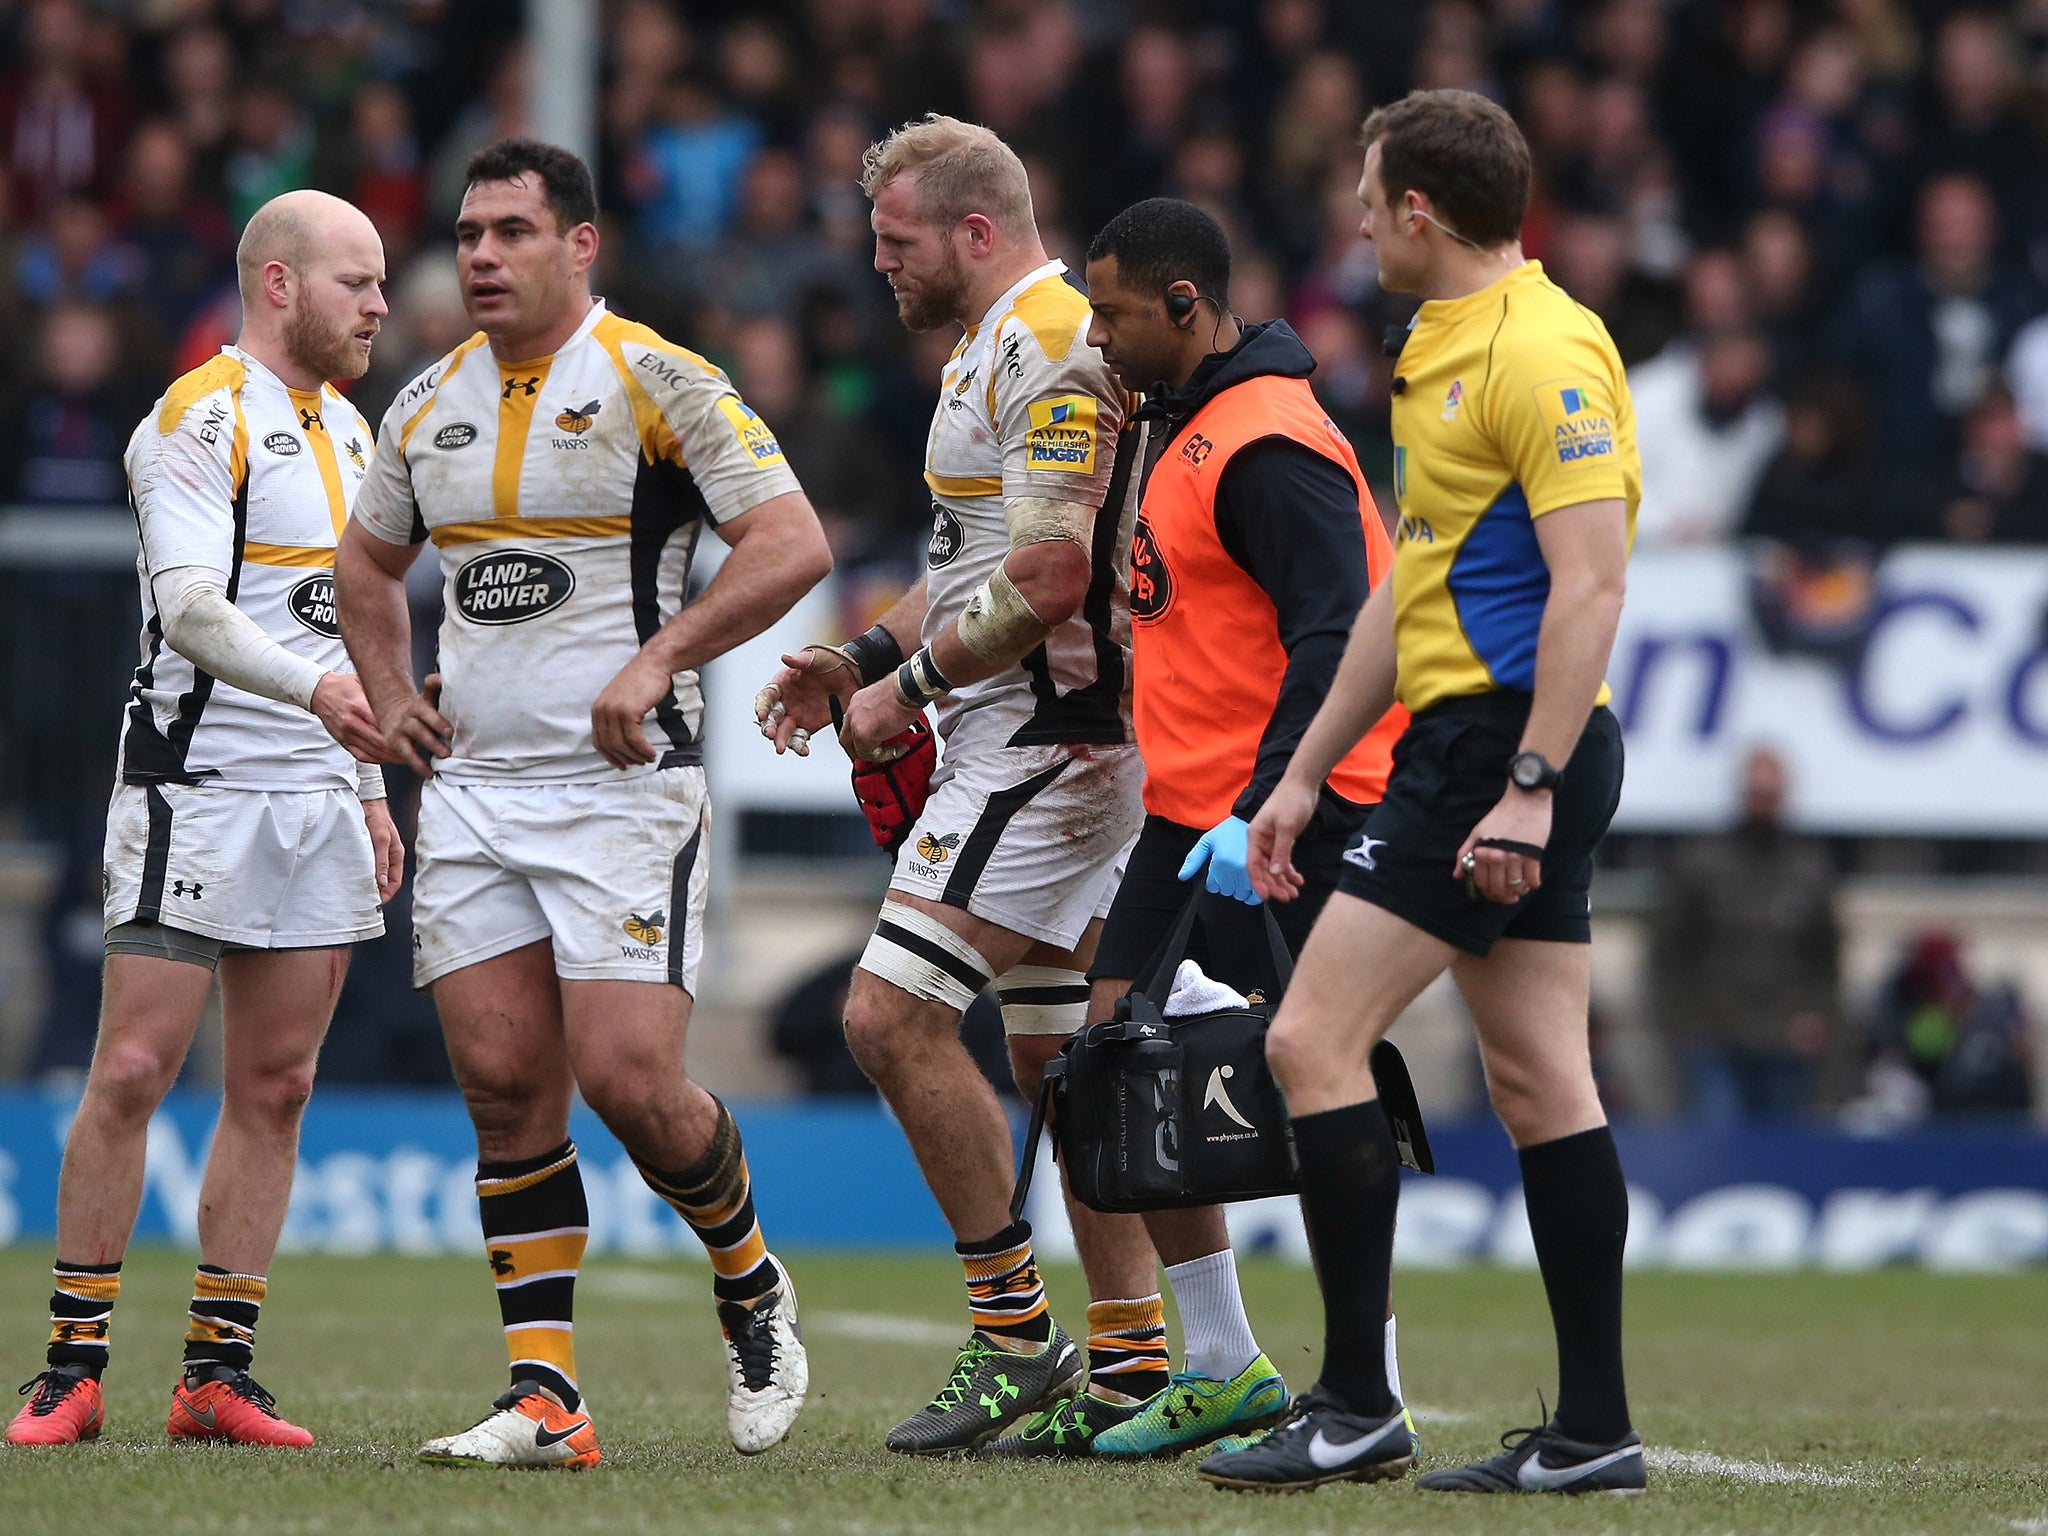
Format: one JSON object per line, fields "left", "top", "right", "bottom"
{"left": 1164, "top": 1248, "right": 1261, "bottom": 1382}
{"left": 1385, "top": 1313, "right": 1402, "bottom": 1404}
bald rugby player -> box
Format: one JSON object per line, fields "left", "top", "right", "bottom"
{"left": 7, "top": 192, "right": 400, "bottom": 1451}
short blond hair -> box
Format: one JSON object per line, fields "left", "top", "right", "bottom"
{"left": 859, "top": 113, "right": 1035, "bottom": 233}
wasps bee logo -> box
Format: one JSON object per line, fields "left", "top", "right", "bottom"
{"left": 344, "top": 437, "right": 366, "bottom": 470}
{"left": 622, "top": 910, "right": 665, "bottom": 944}
{"left": 952, "top": 367, "right": 976, "bottom": 397}
{"left": 555, "top": 399, "right": 602, "bottom": 434}
{"left": 915, "top": 832, "right": 962, "bottom": 864}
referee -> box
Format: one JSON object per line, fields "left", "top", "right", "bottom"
{"left": 1057, "top": 198, "right": 1411, "bottom": 1462}
{"left": 1206, "top": 91, "right": 1642, "bottom": 1495}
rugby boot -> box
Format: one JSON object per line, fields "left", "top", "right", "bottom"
{"left": 884, "top": 1326, "right": 1084, "bottom": 1455}
{"left": 6, "top": 1366, "right": 103, "bottom": 1445}
{"left": 719, "top": 1253, "right": 809, "bottom": 1454}
{"left": 1197, "top": 1388, "right": 1416, "bottom": 1491}
{"left": 982, "top": 1389, "right": 1151, "bottom": 1458}
{"left": 1092, "top": 1353, "right": 1289, "bottom": 1458}
{"left": 1416, "top": 1418, "right": 1646, "bottom": 1495}
{"left": 167, "top": 1365, "right": 314, "bottom": 1447}
{"left": 417, "top": 1380, "right": 600, "bottom": 1469}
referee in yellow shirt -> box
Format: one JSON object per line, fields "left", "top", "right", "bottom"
{"left": 1200, "top": 91, "right": 1643, "bottom": 1496}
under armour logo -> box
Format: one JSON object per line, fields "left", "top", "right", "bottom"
{"left": 980, "top": 1374, "right": 1020, "bottom": 1416}
{"left": 488, "top": 1248, "right": 515, "bottom": 1276}
{"left": 170, "top": 880, "right": 204, "bottom": 899}
{"left": 503, "top": 376, "right": 540, "bottom": 399}
{"left": 299, "top": 407, "right": 323, "bottom": 431}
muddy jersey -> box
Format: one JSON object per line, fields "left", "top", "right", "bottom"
{"left": 923, "top": 259, "right": 1143, "bottom": 759}
{"left": 119, "top": 346, "right": 373, "bottom": 792}
{"left": 351, "top": 300, "right": 802, "bottom": 782}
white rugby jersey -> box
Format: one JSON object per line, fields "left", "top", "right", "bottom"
{"left": 352, "top": 300, "right": 802, "bottom": 781}
{"left": 120, "top": 347, "right": 374, "bottom": 791}
{"left": 924, "top": 260, "right": 1145, "bottom": 757}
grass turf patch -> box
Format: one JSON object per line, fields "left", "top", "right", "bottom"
{"left": 0, "top": 1247, "right": 2043, "bottom": 1534}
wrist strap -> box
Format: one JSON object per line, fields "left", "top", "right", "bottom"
{"left": 894, "top": 648, "right": 954, "bottom": 709}
{"left": 839, "top": 623, "right": 905, "bottom": 686}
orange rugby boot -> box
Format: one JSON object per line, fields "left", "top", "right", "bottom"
{"left": 6, "top": 1366, "right": 104, "bottom": 1445}
{"left": 167, "top": 1366, "right": 314, "bottom": 1447}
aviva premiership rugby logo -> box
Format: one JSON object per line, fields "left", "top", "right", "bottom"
{"left": 718, "top": 396, "right": 788, "bottom": 467}
{"left": 915, "top": 832, "right": 961, "bottom": 864}
{"left": 622, "top": 910, "right": 665, "bottom": 944}
{"left": 1024, "top": 395, "right": 1096, "bottom": 472}
{"left": 1540, "top": 380, "right": 1615, "bottom": 468}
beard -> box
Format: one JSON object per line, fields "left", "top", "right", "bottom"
{"left": 894, "top": 242, "right": 970, "bottom": 333}
{"left": 284, "top": 294, "right": 370, "bottom": 382}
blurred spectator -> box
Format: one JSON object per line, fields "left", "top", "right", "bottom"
{"left": 159, "top": 26, "right": 235, "bottom": 204}
{"left": 1825, "top": 173, "right": 2039, "bottom": 481}
{"left": 1913, "top": 9, "right": 2048, "bottom": 263}
{"left": 1904, "top": 383, "right": 2048, "bottom": 543}
{"left": 1742, "top": 370, "right": 1890, "bottom": 549}
{"left": 1741, "top": 208, "right": 1824, "bottom": 382}
{"left": 224, "top": 78, "right": 315, "bottom": 229}
{"left": 112, "top": 120, "right": 234, "bottom": 337}
{"left": 711, "top": 147, "right": 864, "bottom": 318}
{"left": 1650, "top": 747, "right": 1842, "bottom": 1123}
{"left": 15, "top": 194, "right": 140, "bottom": 308}
{"left": 0, "top": 0, "right": 130, "bottom": 225}
{"left": 1545, "top": 206, "right": 1679, "bottom": 363}
{"left": 1631, "top": 250, "right": 1785, "bottom": 546}
{"left": 323, "top": 80, "right": 427, "bottom": 257}
{"left": 1851, "top": 931, "right": 2036, "bottom": 1125}
{"left": 628, "top": 68, "right": 762, "bottom": 249}
{"left": 0, "top": 301, "right": 133, "bottom": 507}
{"left": 427, "top": 44, "right": 529, "bottom": 227}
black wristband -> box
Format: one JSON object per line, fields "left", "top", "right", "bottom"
{"left": 840, "top": 623, "right": 905, "bottom": 687}
{"left": 894, "top": 649, "right": 954, "bottom": 708}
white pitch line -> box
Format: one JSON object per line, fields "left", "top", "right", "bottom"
{"left": 2008, "top": 1520, "right": 2048, "bottom": 1535}
{"left": 814, "top": 1310, "right": 964, "bottom": 1345}
{"left": 1646, "top": 1447, "right": 1862, "bottom": 1487}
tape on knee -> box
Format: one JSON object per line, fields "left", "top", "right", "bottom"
{"left": 997, "top": 964, "right": 1089, "bottom": 1036}
{"left": 858, "top": 905, "right": 995, "bottom": 1014}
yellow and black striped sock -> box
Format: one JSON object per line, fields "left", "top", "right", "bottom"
{"left": 183, "top": 1265, "right": 265, "bottom": 1376}
{"left": 47, "top": 1260, "right": 120, "bottom": 1377}
{"left": 477, "top": 1140, "right": 588, "bottom": 1411}
{"left": 635, "top": 1100, "right": 778, "bottom": 1304}
{"left": 1086, "top": 1294, "right": 1170, "bottom": 1403}
{"left": 958, "top": 1220, "right": 1052, "bottom": 1347}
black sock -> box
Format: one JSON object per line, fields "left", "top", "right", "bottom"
{"left": 1520, "top": 1126, "right": 1632, "bottom": 1443}
{"left": 1291, "top": 1100, "right": 1401, "bottom": 1420}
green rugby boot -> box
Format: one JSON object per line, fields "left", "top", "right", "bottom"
{"left": 982, "top": 1390, "right": 1152, "bottom": 1459}
{"left": 1091, "top": 1353, "right": 1289, "bottom": 1458}
{"left": 884, "top": 1328, "right": 1084, "bottom": 1455}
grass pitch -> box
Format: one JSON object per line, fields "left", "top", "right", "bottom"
{"left": 0, "top": 1247, "right": 2042, "bottom": 1535}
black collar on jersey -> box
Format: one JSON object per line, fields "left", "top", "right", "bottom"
{"left": 1133, "top": 318, "right": 1318, "bottom": 429}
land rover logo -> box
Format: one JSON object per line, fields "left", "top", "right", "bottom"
{"left": 927, "top": 501, "right": 964, "bottom": 569}
{"left": 454, "top": 549, "right": 574, "bottom": 625}
{"left": 264, "top": 431, "right": 302, "bottom": 456}
{"left": 434, "top": 422, "right": 479, "bottom": 451}
{"left": 287, "top": 574, "right": 340, "bottom": 636}
{"left": 1129, "top": 512, "right": 1174, "bottom": 621}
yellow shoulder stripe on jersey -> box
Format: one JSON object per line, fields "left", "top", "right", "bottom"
{"left": 925, "top": 470, "right": 1003, "bottom": 498}
{"left": 1008, "top": 274, "right": 1089, "bottom": 362}
{"left": 288, "top": 386, "right": 350, "bottom": 538}
{"left": 242, "top": 542, "right": 335, "bottom": 568}
{"left": 399, "top": 333, "right": 489, "bottom": 455}
{"left": 428, "top": 515, "right": 633, "bottom": 546}
{"left": 592, "top": 313, "right": 689, "bottom": 467}
{"left": 157, "top": 354, "right": 246, "bottom": 434}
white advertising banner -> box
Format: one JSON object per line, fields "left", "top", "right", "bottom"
{"left": 1612, "top": 547, "right": 2048, "bottom": 834}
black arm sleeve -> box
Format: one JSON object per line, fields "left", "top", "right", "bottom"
{"left": 1212, "top": 437, "right": 1374, "bottom": 819}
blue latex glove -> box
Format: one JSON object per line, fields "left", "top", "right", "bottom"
{"left": 1179, "top": 815, "right": 1262, "bottom": 905}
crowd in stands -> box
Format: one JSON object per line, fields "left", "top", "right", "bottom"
{"left": 3, "top": 0, "right": 2048, "bottom": 1094}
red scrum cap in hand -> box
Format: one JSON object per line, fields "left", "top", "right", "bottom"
{"left": 830, "top": 697, "right": 937, "bottom": 854}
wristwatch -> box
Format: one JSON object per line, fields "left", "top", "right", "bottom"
{"left": 1507, "top": 750, "right": 1562, "bottom": 793}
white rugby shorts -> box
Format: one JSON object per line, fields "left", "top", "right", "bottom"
{"left": 411, "top": 767, "right": 711, "bottom": 991}
{"left": 102, "top": 782, "right": 383, "bottom": 948}
{"left": 887, "top": 741, "right": 1144, "bottom": 949}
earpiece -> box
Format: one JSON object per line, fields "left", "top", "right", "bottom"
{"left": 1165, "top": 290, "right": 1197, "bottom": 327}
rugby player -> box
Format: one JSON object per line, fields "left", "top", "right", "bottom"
{"left": 7, "top": 192, "right": 399, "bottom": 1449}
{"left": 334, "top": 140, "right": 831, "bottom": 1469}
{"left": 1204, "top": 90, "right": 1643, "bottom": 1495}
{"left": 1060, "top": 197, "right": 1412, "bottom": 1463}
{"left": 755, "top": 116, "right": 1162, "bottom": 1454}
